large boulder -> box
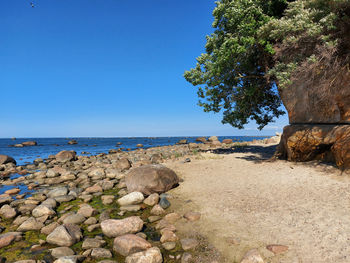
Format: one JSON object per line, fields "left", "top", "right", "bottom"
{"left": 125, "top": 165, "right": 179, "bottom": 195}
{"left": 276, "top": 125, "right": 350, "bottom": 170}
{"left": 0, "top": 155, "right": 16, "bottom": 165}
{"left": 55, "top": 151, "right": 77, "bottom": 162}
{"left": 21, "top": 141, "right": 37, "bottom": 146}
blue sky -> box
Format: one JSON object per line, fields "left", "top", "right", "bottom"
{"left": 0, "top": 0, "right": 288, "bottom": 138}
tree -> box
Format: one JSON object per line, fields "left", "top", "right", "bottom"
{"left": 184, "top": 0, "right": 350, "bottom": 130}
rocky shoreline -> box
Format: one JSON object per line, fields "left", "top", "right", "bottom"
{"left": 0, "top": 136, "right": 278, "bottom": 263}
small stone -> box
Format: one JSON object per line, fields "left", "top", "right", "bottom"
{"left": 159, "top": 197, "right": 171, "bottom": 209}
{"left": 266, "top": 244, "right": 288, "bottom": 254}
{"left": 41, "top": 222, "right": 60, "bottom": 235}
{"left": 150, "top": 204, "right": 165, "bottom": 215}
{"left": 84, "top": 217, "right": 97, "bottom": 225}
{"left": 117, "top": 191, "right": 144, "bottom": 206}
{"left": 143, "top": 193, "right": 159, "bottom": 206}
{"left": 5, "top": 188, "right": 20, "bottom": 195}
{"left": 160, "top": 230, "right": 178, "bottom": 243}
{"left": 91, "top": 248, "right": 112, "bottom": 259}
{"left": 148, "top": 216, "right": 161, "bottom": 223}
{"left": 0, "top": 232, "right": 22, "bottom": 249}
{"left": 17, "top": 217, "right": 44, "bottom": 231}
{"left": 240, "top": 249, "right": 264, "bottom": 263}
{"left": 32, "top": 205, "right": 56, "bottom": 218}
{"left": 125, "top": 247, "right": 162, "bottom": 263}
{"left": 101, "top": 217, "right": 143, "bottom": 238}
{"left": 82, "top": 238, "right": 106, "bottom": 249}
{"left": 164, "top": 213, "right": 181, "bottom": 224}
{"left": 181, "top": 252, "right": 193, "bottom": 263}
{"left": 0, "top": 204, "right": 17, "bottom": 219}
{"left": 50, "top": 247, "right": 75, "bottom": 258}
{"left": 101, "top": 195, "right": 115, "bottom": 205}
{"left": 113, "top": 234, "right": 152, "bottom": 256}
{"left": 180, "top": 238, "right": 199, "bottom": 251}
{"left": 85, "top": 184, "right": 103, "bottom": 194}
{"left": 48, "top": 187, "right": 68, "bottom": 198}
{"left": 120, "top": 205, "right": 142, "bottom": 212}
{"left": 183, "top": 211, "right": 201, "bottom": 222}
{"left": 77, "top": 204, "right": 96, "bottom": 218}
{"left": 162, "top": 242, "right": 176, "bottom": 250}
{"left": 63, "top": 213, "right": 86, "bottom": 225}
{"left": 46, "top": 225, "right": 79, "bottom": 246}
{"left": 87, "top": 224, "right": 100, "bottom": 232}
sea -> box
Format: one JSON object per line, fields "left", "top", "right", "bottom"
{"left": 0, "top": 136, "right": 269, "bottom": 195}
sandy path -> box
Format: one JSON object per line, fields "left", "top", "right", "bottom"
{"left": 165, "top": 145, "right": 350, "bottom": 263}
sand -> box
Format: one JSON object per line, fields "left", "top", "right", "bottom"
{"left": 165, "top": 144, "right": 350, "bottom": 263}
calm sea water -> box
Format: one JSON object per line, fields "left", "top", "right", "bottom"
{"left": 0, "top": 136, "right": 269, "bottom": 166}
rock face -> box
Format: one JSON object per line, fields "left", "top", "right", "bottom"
{"left": 55, "top": 151, "right": 77, "bottom": 162}
{"left": 126, "top": 165, "right": 179, "bottom": 195}
{"left": 280, "top": 83, "right": 350, "bottom": 124}
{"left": 276, "top": 125, "right": 350, "bottom": 169}
{"left": 0, "top": 155, "right": 16, "bottom": 165}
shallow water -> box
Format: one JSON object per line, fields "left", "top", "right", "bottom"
{"left": 0, "top": 136, "right": 268, "bottom": 166}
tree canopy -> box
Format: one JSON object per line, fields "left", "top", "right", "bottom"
{"left": 184, "top": 0, "right": 350, "bottom": 129}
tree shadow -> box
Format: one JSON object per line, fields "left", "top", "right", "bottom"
{"left": 209, "top": 145, "right": 277, "bottom": 162}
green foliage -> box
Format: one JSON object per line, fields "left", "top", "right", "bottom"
{"left": 185, "top": 0, "right": 350, "bottom": 129}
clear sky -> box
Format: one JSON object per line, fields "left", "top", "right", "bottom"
{"left": 0, "top": 0, "right": 288, "bottom": 138}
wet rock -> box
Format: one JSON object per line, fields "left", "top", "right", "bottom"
{"left": 82, "top": 237, "right": 106, "bottom": 249}
{"left": 91, "top": 248, "right": 112, "bottom": 259}
{"left": 117, "top": 192, "right": 144, "bottom": 206}
{"left": 55, "top": 151, "right": 77, "bottom": 162}
{"left": 125, "top": 247, "right": 162, "bottom": 263}
{"left": 0, "top": 155, "right": 16, "bottom": 165}
{"left": 113, "top": 234, "right": 152, "bottom": 256}
{"left": 183, "top": 212, "right": 201, "bottom": 222}
{"left": 32, "top": 205, "right": 56, "bottom": 218}
{"left": 101, "top": 216, "right": 144, "bottom": 238}
{"left": 240, "top": 249, "right": 264, "bottom": 263}
{"left": 17, "top": 217, "right": 44, "bottom": 231}
{"left": 0, "top": 232, "right": 22, "bottom": 249}
{"left": 51, "top": 247, "right": 75, "bottom": 258}
{"left": 5, "top": 188, "right": 20, "bottom": 195}
{"left": 126, "top": 164, "right": 179, "bottom": 195}
{"left": 266, "top": 244, "right": 288, "bottom": 255}
{"left": 0, "top": 204, "right": 17, "bottom": 219}
{"left": 180, "top": 238, "right": 199, "bottom": 251}
{"left": 143, "top": 193, "right": 159, "bottom": 206}
{"left": 22, "top": 141, "right": 37, "bottom": 146}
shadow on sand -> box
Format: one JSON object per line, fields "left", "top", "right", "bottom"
{"left": 209, "top": 144, "right": 277, "bottom": 162}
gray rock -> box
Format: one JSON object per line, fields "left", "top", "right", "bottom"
{"left": 84, "top": 217, "right": 97, "bottom": 225}
{"left": 82, "top": 238, "right": 106, "bottom": 249}
{"left": 17, "top": 217, "right": 44, "bottom": 231}
{"left": 32, "top": 205, "right": 56, "bottom": 218}
{"left": 125, "top": 247, "right": 162, "bottom": 263}
{"left": 41, "top": 198, "right": 57, "bottom": 208}
{"left": 159, "top": 197, "right": 170, "bottom": 209}
{"left": 46, "top": 225, "right": 81, "bottom": 246}
{"left": 48, "top": 187, "right": 68, "bottom": 198}
{"left": 51, "top": 247, "right": 75, "bottom": 258}
{"left": 0, "top": 204, "right": 17, "bottom": 219}
{"left": 91, "top": 248, "right": 112, "bottom": 259}
{"left": 101, "top": 217, "right": 143, "bottom": 238}
{"left": 41, "top": 222, "right": 60, "bottom": 235}
{"left": 63, "top": 213, "right": 86, "bottom": 225}
{"left": 180, "top": 238, "right": 199, "bottom": 251}
{"left": 55, "top": 195, "right": 76, "bottom": 203}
